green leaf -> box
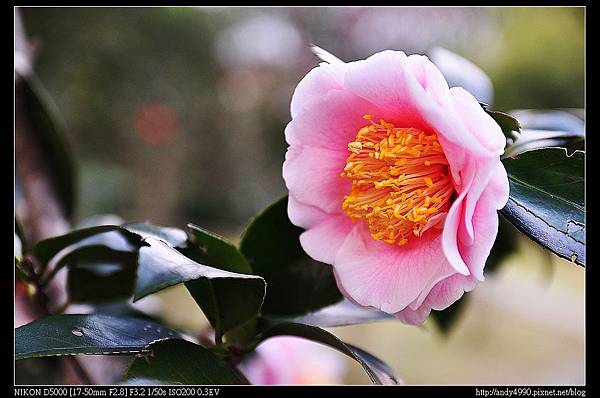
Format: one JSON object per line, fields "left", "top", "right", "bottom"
{"left": 255, "top": 322, "right": 400, "bottom": 385}
{"left": 123, "top": 222, "right": 188, "bottom": 249}
{"left": 19, "top": 74, "right": 77, "bottom": 219}
{"left": 39, "top": 241, "right": 141, "bottom": 287}
{"left": 480, "top": 102, "right": 521, "bottom": 140}
{"left": 185, "top": 224, "right": 252, "bottom": 274}
{"left": 262, "top": 299, "right": 393, "bottom": 328}
{"left": 135, "top": 237, "right": 265, "bottom": 341}
{"left": 15, "top": 314, "right": 179, "bottom": 360}
{"left": 34, "top": 225, "right": 142, "bottom": 266}
{"left": 240, "top": 196, "right": 342, "bottom": 317}
{"left": 504, "top": 109, "right": 585, "bottom": 157}
{"left": 124, "top": 339, "right": 248, "bottom": 385}
{"left": 83, "top": 302, "right": 158, "bottom": 322}
{"left": 34, "top": 222, "right": 187, "bottom": 280}
{"left": 344, "top": 343, "right": 400, "bottom": 385}
{"left": 68, "top": 265, "right": 133, "bottom": 303}
{"left": 66, "top": 248, "right": 137, "bottom": 303}
{"left": 501, "top": 148, "right": 584, "bottom": 266}
{"left": 503, "top": 129, "right": 584, "bottom": 159}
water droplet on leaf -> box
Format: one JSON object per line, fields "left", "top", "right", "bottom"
{"left": 71, "top": 329, "right": 84, "bottom": 337}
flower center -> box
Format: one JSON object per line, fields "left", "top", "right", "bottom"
{"left": 341, "top": 115, "right": 455, "bottom": 246}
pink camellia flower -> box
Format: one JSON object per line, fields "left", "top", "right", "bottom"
{"left": 239, "top": 336, "right": 348, "bottom": 385}
{"left": 282, "top": 49, "right": 509, "bottom": 325}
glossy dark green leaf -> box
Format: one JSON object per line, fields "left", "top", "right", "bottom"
{"left": 15, "top": 314, "right": 179, "bottom": 360}
{"left": 123, "top": 222, "right": 188, "bottom": 249}
{"left": 84, "top": 302, "right": 158, "bottom": 322}
{"left": 240, "top": 196, "right": 342, "bottom": 317}
{"left": 344, "top": 343, "right": 400, "bottom": 385}
{"left": 34, "top": 223, "right": 187, "bottom": 280}
{"left": 186, "top": 224, "right": 252, "bottom": 274}
{"left": 66, "top": 248, "right": 137, "bottom": 303}
{"left": 19, "top": 74, "right": 77, "bottom": 219}
{"left": 501, "top": 148, "right": 584, "bottom": 266}
{"left": 256, "top": 322, "right": 400, "bottom": 385}
{"left": 40, "top": 242, "right": 139, "bottom": 287}
{"left": 68, "top": 265, "right": 132, "bottom": 303}
{"left": 34, "top": 225, "right": 142, "bottom": 266}
{"left": 480, "top": 102, "right": 521, "bottom": 140}
{"left": 124, "top": 339, "right": 248, "bottom": 385}
{"left": 262, "top": 299, "right": 394, "bottom": 328}
{"left": 503, "top": 129, "right": 584, "bottom": 159}
{"left": 135, "top": 237, "right": 265, "bottom": 341}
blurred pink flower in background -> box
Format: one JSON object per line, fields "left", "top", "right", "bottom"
{"left": 239, "top": 336, "right": 348, "bottom": 385}
{"left": 134, "top": 103, "right": 178, "bottom": 146}
{"left": 283, "top": 49, "right": 509, "bottom": 325}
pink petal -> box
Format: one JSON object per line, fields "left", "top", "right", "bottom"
{"left": 343, "top": 50, "right": 498, "bottom": 187}
{"left": 450, "top": 87, "right": 506, "bottom": 155}
{"left": 394, "top": 304, "right": 430, "bottom": 325}
{"left": 343, "top": 50, "right": 433, "bottom": 132}
{"left": 406, "top": 53, "right": 451, "bottom": 107}
{"left": 396, "top": 274, "right": 477, "bottom": 325}
{"left": 441, "top": 157, "right": 509, "bottom": 281}
{"left": 408, "top": 264, "right": 456, "bottom": 311}
{"left": 333, "top": 223, "right": 456, "bottom": 314}
{"left": 283, "top": 49, "right": 512, "bottom": 327}
{"left": 285, "top": 89, "right": 381, "bottom": 153}
{"left": 459, "top": 158, "right": 498, "bottom": 246}
{"left": 459, "top": 201, "right": 498, "bottom": 282}
{"left": 441, "top": 161, "right": 475, "bottom": 276}
{"left": 287, "top": 194, "right": 328, "bottom": 230}
{"left": 290, "top": 62, "right": 347, "bottom": 119}
{"left": 487, "top": 162, "right": 510, "bottom": 210}
{"left": 420, "top": 212, "right": 447, "bottom": 236}
{"left": 241, "top": 336, "right": 348, "bottom": 385}
{"left": 458, "top": 163, "right": 510, "bottom": 280}
{"left": 282, "top": 144, "right": 350, "bottom": 214}
{"left": 299, "top": 214, "right": 354, "bottom": 264}
{"left": 428, "top": 274, "right": 477, "bottom": 310}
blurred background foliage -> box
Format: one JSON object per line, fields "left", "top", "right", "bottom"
{"left": 18, "top": 7, "right": 584, "bottom": 384}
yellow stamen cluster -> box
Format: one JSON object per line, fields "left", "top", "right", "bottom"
{"left": 341, "top": 115, "right": 455, "bottom": 246}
